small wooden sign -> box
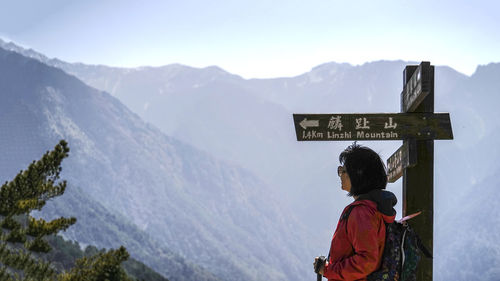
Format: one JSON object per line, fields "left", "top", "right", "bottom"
{"left": 387, "top": 139, "right": 417, "bottom": 183}
{"left": 293, "top": 113, "right": 453, "bottom": 141}
{"left": 401, "top": 62, "right": 431, "bottom": 113}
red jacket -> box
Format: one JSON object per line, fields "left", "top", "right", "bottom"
{"left": 323, "top": 191, "right": 396, "bottom": 281}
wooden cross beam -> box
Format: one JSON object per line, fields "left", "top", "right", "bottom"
{"left": 293, "top": 113, "right": 452, "bottom": 141}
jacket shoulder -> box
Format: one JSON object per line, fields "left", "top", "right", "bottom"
{"left": 350, "top": 203, "right": 378, "bottom": 221}
{"left": 350, "top": 200, "right": 378, "bottom": 215}
{"left": 342, "top": 201, "right": 379, "bottom": 228}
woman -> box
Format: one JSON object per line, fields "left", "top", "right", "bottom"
{"left": 314, "top": 143, "right": 397, "bottom": 280}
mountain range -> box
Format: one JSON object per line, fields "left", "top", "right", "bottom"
{"left": 1, "top": 38, "right": 500, "bottom": 280}
{"left": 0, "top": 44, "right": 312, "bottom": 281}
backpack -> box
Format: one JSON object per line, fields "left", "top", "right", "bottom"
{"left": 341, "top": 205, "right": 432, "bottom": 281}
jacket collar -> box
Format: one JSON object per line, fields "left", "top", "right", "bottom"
{"left": 352, "top": 189, "right": 397, "bottom": 224}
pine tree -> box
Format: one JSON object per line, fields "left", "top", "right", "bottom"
{"left": 58, "top": 246, "right": 132, "bottom": 281}
{"left": 0, "top": 140, "right": 133, "bottom": 280}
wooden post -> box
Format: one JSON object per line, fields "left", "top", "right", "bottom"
{"left": 402, "top": 64, "right": 435, "bottom": 281}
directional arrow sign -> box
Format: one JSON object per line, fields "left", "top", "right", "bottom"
{"left": 387, "top": 139, "right": 417, "bottom": 183}
{"left": 299, "top": 118, "right": 319, "bottom": 129}
{"left": 292, "top": 113, "right": 453, "bottom": 141}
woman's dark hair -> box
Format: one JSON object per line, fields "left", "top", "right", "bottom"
{"left": 339, "top": 143, "right": 387, "bottom": 196}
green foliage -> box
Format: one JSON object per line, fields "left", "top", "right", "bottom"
{"left": 1, "top": 217, "right": 21, "bottom": 230}
{"left": 0, "top": 140, "right": 74, "bottom": 258}
{"left": 0, "top": 141, "right": 74, "bottom": 279}
{"left": 43, "top": 235, "right": 169, "bottom": 281}
{"left": 0, "top": 140, "right": 69, "bottom": 217}
{"left": 0, "top": 242, "right": 55, "bottom": 280}
{"left": 58, "top": 246, "right": 132, "bottom": 281}
{"left": 122, "top": 258, "right": 170, "bottom": 281}
{"left": 0, "top": 140, "right": 144, "bottom": 280}
{"left": 26, "top": 237, "right": 52, "bottom": 253}
{"left": 27, "top": 216, "right": 77, "bottom": 238}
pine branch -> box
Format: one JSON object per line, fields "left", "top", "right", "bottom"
{"left": 58, "top": 247, "right": 132, "bottom": 281}
{"left": 27, "top": 217, "right": 77, "bottom": 238}
{"left": 0, "top": 140, "right": 69, "bottom": 217}
{"left": 0, "top": 243, "right": 56, "bottom": 280}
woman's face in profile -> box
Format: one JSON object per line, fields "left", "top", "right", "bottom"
{"left": 338, "top": 166, "right": 352, "bottom": 193}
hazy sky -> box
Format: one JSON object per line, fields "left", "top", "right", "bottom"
{"left": 1, "top": 0, "right": 498, "bottom": 78}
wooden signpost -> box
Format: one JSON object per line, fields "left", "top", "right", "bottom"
{"left": 293, "top": 62, "right": 453, "bottom": 281}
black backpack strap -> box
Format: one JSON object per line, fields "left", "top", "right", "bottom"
{"left": 416, "top": 235, "right": 433, "bottom": 259}
{"left": 341, "top": 204, "right": 358, "bottom": 233}
{"left": 341, "top": 204, "right": 359, "bottom": 256}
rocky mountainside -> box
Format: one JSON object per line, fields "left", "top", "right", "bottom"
{"left": 435, "top": 168, "right": 500, "bottom": 280}
{"left": 0, "top": 47, "right": 312, "bottom": 281}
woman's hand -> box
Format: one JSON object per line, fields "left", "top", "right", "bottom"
{"left": 314, "top": 256, "right": 326, "bottom": 275}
